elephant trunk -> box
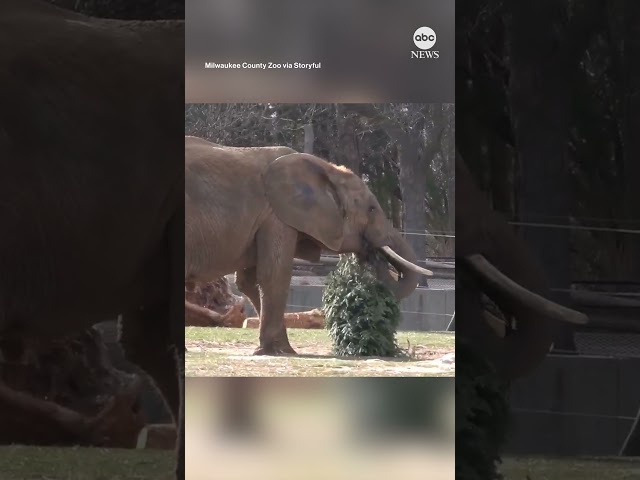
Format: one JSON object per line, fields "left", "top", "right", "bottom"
{"left": 374, "top": 231, "right": 422, "bottom": 300}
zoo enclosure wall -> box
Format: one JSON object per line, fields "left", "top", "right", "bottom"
{"left": 226, "top": 277, "right": 455, "bottom": 332}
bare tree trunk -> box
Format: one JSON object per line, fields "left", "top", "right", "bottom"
{"left": 488, "top": 134, "right": 512, "bottom": 215}
{"left": 505, "top": 2, "right": 602, "bottom": 351}
{"left": 335, "top": 104, "right": 361, "bottom": 174}
{"left": 303, "top": 124, "right": 315, "bottom": 154}
{"left": 398, "top": 134, "right": 429, "bottom": 286}
{"left": 391, "top": 195, "right": 403, "bottom": 230}
{"left": 611, "top": 1, "right": 640, "bottom": 280}
{"left": 444, "top": 105, "right": 455, "bottom": 256}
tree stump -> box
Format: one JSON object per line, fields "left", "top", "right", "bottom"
{"left": 0, "top": 327, "right": 147, "bottom": 448}
{"left": 185, "top": 278, "right": 246, "bottom": 327}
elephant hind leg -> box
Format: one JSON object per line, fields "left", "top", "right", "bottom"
{"left": 235, "top": 267, "right": 261, "bottom": 316}
{"left": 253, "top": 223, "right": 297, "bottom": 356}
{"left": 119, "top": 306, "right": 180, "bottom": 427}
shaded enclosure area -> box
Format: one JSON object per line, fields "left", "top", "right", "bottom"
{"left": 456, "top": 0, "right": 640, "bottom": 478}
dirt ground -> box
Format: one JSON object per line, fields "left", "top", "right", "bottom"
{"left": 185, "top": 328, "right": 455, "bottom": 377}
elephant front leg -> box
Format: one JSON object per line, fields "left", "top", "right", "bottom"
{"left": 253, "top": 223, "right": 297, "bottom": 355}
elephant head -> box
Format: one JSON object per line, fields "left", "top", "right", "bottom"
{"left": 455, "top": 152, "right": 587, "bottom": 379}
{"left": 263, "top": 153, "right": 431, "bottom": 299}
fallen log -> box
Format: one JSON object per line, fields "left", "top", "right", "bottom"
{"left": 0, "top": 379, "right": 144, "bottom": 448}
{"left": 185, "top": 301, "right": 245, "bottom": 327}
{"left": 243, "top": 309, "right": 325, "bottom": 329}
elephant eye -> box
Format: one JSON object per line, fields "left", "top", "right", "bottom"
{"left": 368, "top": 205, "right": 376, "bottom": 213}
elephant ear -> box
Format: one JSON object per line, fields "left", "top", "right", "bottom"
{"left": 264, "top": 153, "right": 345, "bottom": 251}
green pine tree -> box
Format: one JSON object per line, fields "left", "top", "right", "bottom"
{"left": 322, "top": 254, "right": 404, "bottom": 357}
{"left": 456, "top": 340, "right": 511, "bottom": 480}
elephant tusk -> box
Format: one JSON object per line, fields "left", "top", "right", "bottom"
{"left": 381, "top": 246, "right": 433, "bottom": 276}
{"left": 465, "top": 254, "right": 588, "bottom": 325}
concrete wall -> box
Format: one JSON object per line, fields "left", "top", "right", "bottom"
{"left": 239, "top": 284, "right": 455, "bottom": 332}
{"left": 504, "top": 354, "right": 640, "bottom": 456}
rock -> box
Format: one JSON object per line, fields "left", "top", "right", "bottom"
{"left": 243, "top": 309, "right": 325, "bottom": 329}
{"left": 439, "top": 353, "right": 456, "bottom": 364}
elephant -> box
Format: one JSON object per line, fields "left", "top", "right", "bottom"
{"left": 455, "top": 152, "right": 587, "bottom": 379}
{"left": 184, "top": 136, "right": 432, "bottom": 355}
{"left": 1, "top": 2, "right": 184, "bottom": 478}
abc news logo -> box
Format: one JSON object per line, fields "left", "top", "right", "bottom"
{"left": 411, "top": 26, "right": 439, "bottom": 59}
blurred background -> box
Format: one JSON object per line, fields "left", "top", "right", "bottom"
{"left": 185, "top": 378, "right": 454, "bottom": 480}
{"left": 185, "top": 0, "right": 454, "bottom": 103}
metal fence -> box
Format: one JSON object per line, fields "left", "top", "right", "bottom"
{"left": 505, "top": 355, "right": 640, "bottom": 456}
{"left": 504, "top": 280, "right": 640, "bottom": 455}
{"left": 575, "top": 332, "right": 640, "bottom": 358}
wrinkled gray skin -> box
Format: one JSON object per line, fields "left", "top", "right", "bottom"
{"left": 0, "top": 2, "right": 184, "bottom": 478}
{"left": 456, "top": 153, "right": 555, "bottom": 379}
{"left": 185, "top": 136, "right": 420, "bottom": 354}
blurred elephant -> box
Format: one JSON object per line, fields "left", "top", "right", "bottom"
{"left": 455, "top": 152, "right": 587, "bottom": 379}
{"left": 185, "top": 136, "right": 431, "bottom": 355}
{"left": 1, "top": 2, "right": 184, "bottom": 477}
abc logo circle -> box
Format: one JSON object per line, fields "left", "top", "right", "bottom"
{"left": 413, "top": 27, "right": 436, "bottom": 50}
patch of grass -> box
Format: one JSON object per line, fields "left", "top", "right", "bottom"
{"left": 185, "top": 326, "right": 325, "bottom": 344}
{"left": 401, "top": 330, "right": 454, "bottom": 350}
{"left": 500, "top": 456, "right": 640, "bottom": 480}
{"left": 185, "top": 327, "right": 454, "bottom": 377}
{"left": 0, "top": 446, "right": 173, "bottom": 480}
{"left": 185, "top": 326, "right": 453, "bottom": 349}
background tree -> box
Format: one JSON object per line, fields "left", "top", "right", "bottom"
{"left": 48, "top": 0, "right": 184, "bottom": 19}
{"left": 457, "top": 0, "right": 640, "bottom": 349}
